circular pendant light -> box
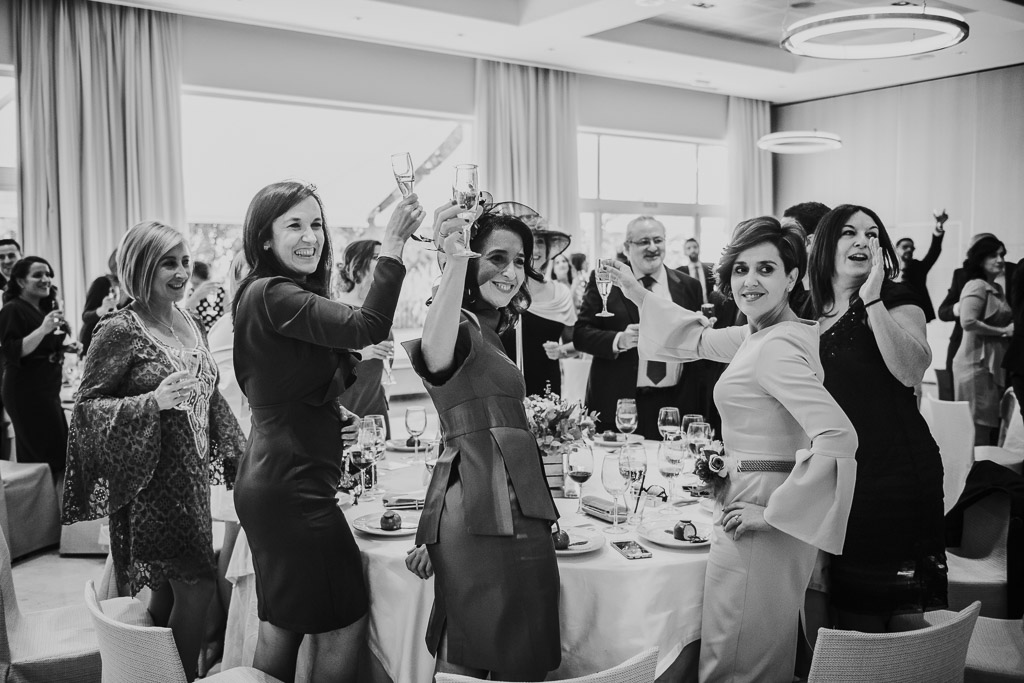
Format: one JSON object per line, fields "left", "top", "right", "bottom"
{"left": 757, "top": 131, "right": 842, "bottom": 154}
{"left": 781, "top": 6, "right": 969, "bottom": 60}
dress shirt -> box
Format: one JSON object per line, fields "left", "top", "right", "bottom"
{"left": 617, "top": 265, "right": 683, "bottom": 389}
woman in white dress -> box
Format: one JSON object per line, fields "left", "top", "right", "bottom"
{"left": 608, "top": 216, "right": 858, "bottom": 683}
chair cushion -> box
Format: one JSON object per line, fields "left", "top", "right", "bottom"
{"left": 100, "top": 597, "right": 153, "bottom": 627}
{"left": 9, "top": 603, "right": 99, "bottom": 663}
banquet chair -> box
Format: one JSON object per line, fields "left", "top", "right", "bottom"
{"left": 807, "top": 601, "right": 980, "bottom": 682}
{"left": 0, "top": 527, "right": 101, "bottom": 682}
{"left": 947, "top": 492, "right": 1011, "bottom": 618}
{"left": 0, "top": 461, "right": 60, "bottom": 559}
{"left": 83, "top": 581, "right": 281, "bottom": 683}
{"left": 921, "top": 396, "right": 975, "bottom": 513}
{"left": 977, "top": 389, "right": 1024, "bottom": 475}
{"left": 434, "top": 647, "right": 659, "bottom": 683}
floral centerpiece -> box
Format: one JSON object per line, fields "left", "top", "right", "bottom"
{"left": 524, "top": 386, "right": 599, "bottom": 493}
{"left": 693, "top": 440, "right": 729, "bottom": 497}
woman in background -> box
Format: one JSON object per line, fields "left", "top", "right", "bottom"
{"left": 569, "top": 252, "right": 589, "bottom": 313}
{"left": 80, "top": 249, "right": 123, "bottom": 356}
{"left": 552, "top": 253, "right": 572, "bottom": 288}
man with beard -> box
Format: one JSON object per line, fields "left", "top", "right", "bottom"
{"left": 574, "top": 216, "right": 702, "bottom": 438}
{"left": 894, "top": 210, "right": 947, "bottom": 322}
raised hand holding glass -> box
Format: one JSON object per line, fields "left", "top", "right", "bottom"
{"left": 452, "top": 164, "right": 481, "bottom": 258}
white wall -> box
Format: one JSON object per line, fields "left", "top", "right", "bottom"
{"left": 0, "top": 2, "right": 12, "bottom": 66}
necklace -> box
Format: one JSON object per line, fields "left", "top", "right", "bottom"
{"left": 145, "top": 307, "right": 185, "bottom": 347}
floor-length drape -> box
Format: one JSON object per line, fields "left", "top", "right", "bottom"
{"left": 14, "top": 0, "right": 185, "bottom": 328}
{"left": 476, "top": 59, "right": 579, "bottom": 237}
{"left": 726, "top": 96, "right": 773, "bottom": 229}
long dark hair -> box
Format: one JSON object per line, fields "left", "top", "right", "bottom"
{"left": 4, "top": 256, "right": 59, "bottom": 310}
{"left": 963, "top": 236, "right": 1006, "bottom": 283}
{"left": 715, "top": 217, "right": 807, "bottom": 307}
{"left": 808, "top": 204, "right": 899, "bottom": 317}
{"left": 234, "top": 181, "right": 333, "bottom": 314}
{"left": 337, "top": 239, "right": 380, "bottom": 294}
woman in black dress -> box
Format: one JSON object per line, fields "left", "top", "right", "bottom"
{"left": 809, "top": 204, "right": 947, "bottom": 631}
{"left": 0, "top": 256, "right": 71, "bottom": 479}
{"left": 232, "top": 181, "right": 423, "bottom": 682}
{"left": 404, "top": 202, "right": 561, "bottom": 680}
{"left": 80, "top": 249, "right": 123, "bottom": 356}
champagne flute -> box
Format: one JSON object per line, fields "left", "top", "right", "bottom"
{"left": 389, "top": 152, "right": 433, "bottom": 245}
{"left": 601, "top": 454, "right": 629, "bottom": 535}
{"left": 618, "top": 443, "right": 647, "bottom": 526}
{"left": 51, "top": 295, "right": 67, "bottom": 336}
{"left": 566, "top": 442, "right": 594, "bottom": 517}
{"left": 381, "top": 344, "right": 397, "bottom": 387}
{"left": 615, "top": 398, "right": 638, "bottom": 437}
{"left": 658, "top": 407, "right": 681, "bottom": 441}
{"left": 452, "top": 164, "right": 481, "bottom": 258}
{"left": 595, "top": 258, "right": 615, "bottom": 317}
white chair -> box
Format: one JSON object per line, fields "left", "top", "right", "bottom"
{"left": 921, "top": 396, "right": 975, "bottom": 513}
{"left": 435, "top": 647, "right": 659, "bottom": 683}
{"left": 807, "top": 601, "right": 981, "bottom": 682}
{"left": 83, "top": 581, "right": 281, "bottom": 683}
{"left": 947, "top": 493, "right": 1011, "bottom": 618}
{"left": 0, "top": 527, "right": 100, "bottom": 682}
{"left": 0, "top": 461, "right": 60, "bottom": 559}
{"left": 977, "top": 389, "right": 1024, "bottom": 475}
{"left": 59, "top": 519, "right": 107, "bottom": 557}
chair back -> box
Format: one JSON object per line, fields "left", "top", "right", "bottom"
{"left": 808, "top": 601, "right": 980, "bottom": 682}
{"left": 83, "top": 580, "right": 187, "bottom": 683}
{"left": 1001, "top": 387, "right": 1024, "bottom": 454}
{"left": 957, "top": 492, "right": 1011, "bottom": 559}
{"left": 0, "top": 525, "right": 19, "bottom": 664}
{"left": 435, "top": 647, "right": 658, "bottom": 683}
{"left": 921, "top": 396, "right": 975, "bottom": 512}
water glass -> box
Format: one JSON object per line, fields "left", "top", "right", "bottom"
{"left": 658, "top": 407, "right": 681, "bottom": 441}
{"left": 601, "top": 454, "right": 629, "bottom": 535}
{"left": 617, "top": 443, "right": 647, "bottom": 526}
{"left": 405, "top": 406, "right": 427, "bottom": 450}
{"left": 615, "top": 398, "right": 638, "bottom": 436}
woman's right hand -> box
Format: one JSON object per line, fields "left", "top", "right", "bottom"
{"left": 359, "top": 340, "right": 394, "bottom": 361}
{"left": 153, "top": 370, "right": 199, "bottom": 411}
{"left": 606, "top": 261, "right": 647, "bottom": 307}
{"left": 39, "top": 309, "right": 64, "bottom": 335}
{"left": 382, "top": 193, "right": 426, "bottom": 244}
{"left": 1003, "top": 323, "right": 1015, "bottom": 338}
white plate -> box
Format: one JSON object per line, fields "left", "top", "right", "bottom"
{"left": 385, "top": 439, "right": 425, "bottom": 453}
{"left": 637, "top": 519, "right": 711, "bottom": 549}
{"left": 555, "top": 528, "right": 606, "bottom": 556}
{"left": 351, "top": 512, "right": 420, "bottom": 537}
{"left": 591, "top": 434, "right": 645, "bottom": 449}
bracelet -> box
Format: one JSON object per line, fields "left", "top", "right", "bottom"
{"left": 864, "top": 298, "right": 883, "bottom": 309}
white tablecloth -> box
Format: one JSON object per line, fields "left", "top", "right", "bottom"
{"left": 224, "top": 442, "right": 711, "bottom": 682}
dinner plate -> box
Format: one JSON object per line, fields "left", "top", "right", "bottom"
{"left": 637, "top": 519, "right": 711, "bottom": 549}
{"left": 385, "top": 439, "right": 425, "bottom": 453}
{"left": 351, "top": 512, "right": 420, "bottom": 537}
{"left": 555, "top": 528, "right": 606, "bottom": 556}
{"left": 591, "top": 434, "right": 645, "bottom": 449}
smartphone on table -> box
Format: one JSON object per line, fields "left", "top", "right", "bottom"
{"left": 611, "top": 540, "right": 652, "bottom": 560}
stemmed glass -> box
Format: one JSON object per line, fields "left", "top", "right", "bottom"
{"left": 365, "top": 414, "right": 387, "bottom": 495}
{"left": 452, "top": 164, "right": 481, "bottom": 258}
{"left": 618, "top": 443, "right": 647, "bottom": 526}
{"left": 422, "top": 439, "right": 440, "bottom": 487}
{"left": 615, "top": 398, "right": 638, "bottom": 437}
{"left": 658, "top": 407, "right": 681, "bottom": 442}
{"left": 391, "top": 152, "right": 433, "bottom": 246}
{"left": 381, "top": 344, "right": 397, "bottom": 386}
{"left": 595, "top": 258, "right": 615, "bottom": 317}
{"left": 565, "top": 442, "right": 594, "bottom": 517}
{"left": 658, "top": 439, "right": 687, "bottom": 512}
{"left": 405, "top": 406, "right": 427, "bottom": 455}
{"left": 601, "top": 454, "right": 629, "bottom": 535}
{"left": 686, "top": 421, "right": 712, "bottom": 462}
{"left": 352, "top": 419, "right": 379, "bottom": 501}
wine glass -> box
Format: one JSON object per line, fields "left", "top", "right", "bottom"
{"left": 618, "top": 443, "right": 647, "bottom": 526}
{"left": 391, "top": 152, "right": 414, "bottom": 197}
{"left": 657, "top": 439, "right": 686, "bottom": 512}
{"left": 365, "top": 414, "right": 388, "bottom": 495}
{"left": 422, "top": 439, "right": 440, "bottom": 487}
{"left": 565, "top": 442, "right": 594, "bottom": 517}
{"left": 686, "top": 421, "right": 712, "bottom": 461}
{"left": 51, "top": 295, "right": 67, "bottom": 336}
{"left": 600, "top": 454, "right": 629, "bottom": 535}
{"left": 658, "top": 407, "right": 681, "bottom": 441}
{"left": 595, "top": 259, "right": 615, "bottom": 317}
{"left": 352, "top": 419, "right": 378, "bottom": 501}
{"left": 452, "top": 164, "right": 481, "bottom": 258}
{"left": 615, "top": 398, "right": 638, "bottom": 437}
{"left": 381, "top": 344, "right": 397, "bottom": 387}
{"left": 405, "top": 406, "right": 427, "bottom": 453}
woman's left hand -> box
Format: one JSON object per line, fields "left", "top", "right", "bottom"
{"left": 359, "top": 341, "right": 394, "bottom": 361}
{"left": 858, "top": 236, "right": 885, "bottom": 304}
{"left": 721, "top": 501, "right": 770, "bottom": 540}
{"left": 405, "top": 545, "right": 433, "bottom": 579}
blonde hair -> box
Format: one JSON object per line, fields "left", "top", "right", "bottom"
{"left": 118, "top": 221, "right": 186, "bottom": 312}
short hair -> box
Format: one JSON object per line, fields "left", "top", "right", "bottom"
{"left": 808, "top": 204, "right": 899, "bottom": 317}
{"left": 625, "top": 215, "right": 664, "bottom": 239}
{"left": 716, "top": 217, "right": 807, "bottom": 304}
{"left": 895, "top": 238, "right": 914, "bottom": 249}
{"left": 684, "top": 237, "right": 700, "bottom": 247}
{"left": 963, "top": 236, "right": 1006, "bottom": 282}
{"left": 118, "top": 221, "right": 187, "bottom": 312}
{"left": 783, "top": 202, "right": 831, "bottom": 236}
{"left": 337, "top": 239, "right": 381, "bottom": 294}
{"left": 2, "top": 256, "right": 58, "bottom": 308}
{"left": 192, "top": 261, "right": 211, "bottom": 281}
{"left": 569, "top": 252, "right": 587, "bottom": 271}
{"left": 0, "top": 238, "right": 22, "bottom": 253}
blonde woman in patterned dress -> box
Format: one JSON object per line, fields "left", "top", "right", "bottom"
{"left": 63, "top": 221, "right": 245, "bottom": 682}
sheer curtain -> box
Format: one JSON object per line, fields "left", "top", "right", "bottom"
{"left": 476, "top": 59, "right": 580, "bottom": 236}
{"left": 726, "top": 96, "right": 773, "bottom": 230}
{"left": 14, "top": 0, "right": 185, "bottom": 327}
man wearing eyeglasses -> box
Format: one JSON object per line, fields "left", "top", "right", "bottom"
{"left": 574, "top": 216, "right": 703, "bottom": 439}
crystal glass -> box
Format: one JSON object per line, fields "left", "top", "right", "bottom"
{"left": 618, "top": 443, "right": 647, "bottom": 526}
{"left": 405, "top": 406, "right": 427, "bottom": 448}
{"left": 657, "top": 439, "right": 688, "bottom": 512}
{"left": 615, "top": 398, "right": 638, "bottom": 436}
{"left": 422, "top": 439, "right": 440, "bottom": 487}
{"left": 658, "top": 407, "right": 681, "bottom": 441}
{"left": 565, "top": 442, "right": 594, "bottom": 516}
{"left": 352, "top": 418, "right": 379, "bottom": 501}
{"left": 391, "top": 152, "right": 414, "bottom": 197}
{"left": 686, "top": 421, "right": 712, "bottom": 460}
{"left": 601, "top": 454, "right": 629, "bottom": 535}
{"left": 452, "top": 164, "right": 481, "bottom": 258}
{"left": 363, "top": 415, "right": 388, "bottom": 498}
{"left": 382, "top": 344, "right": 397, "bottom": 386}
{"left": 595, "top": 258, "right": 615, "bottom": 317}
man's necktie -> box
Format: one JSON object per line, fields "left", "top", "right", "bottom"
{"left": 640, "top": 275, "right": 667, "bottom": 384}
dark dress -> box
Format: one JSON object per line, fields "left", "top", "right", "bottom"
{"left": 62, "top": 309, "right": 243, "bottom": 594}
{"left": 501, "top": 310, "right": 564, "bottom": 396}
{"left": 0, "top": 297, "right": 69, "bottom": 475}
{"left": 80, "top": 275, "right": 116, "bottom": 356}
{"left": 404, "top": 308, "right": 561, "bottom": 676}
{"left": 338, "top": 331, "right": 392, "bottom": 438}
{"left": 232, "top": 258, "right": 404, "bottom": 634}
{"left": 820, "top": 281, "right": 948, "bottom": 615}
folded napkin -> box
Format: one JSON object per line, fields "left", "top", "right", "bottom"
{"left": 383, "top": 491, "right": 426, "bottom": 510}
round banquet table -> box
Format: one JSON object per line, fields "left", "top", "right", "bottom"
{"left": 221, "top": 440, "right": 713, "bottom": 682}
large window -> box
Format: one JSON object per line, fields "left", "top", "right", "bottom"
{"left": 181, "top": 91, "right": 473, "bottom": 329}
{"left": 577, "top": 131, "right": 727, "bottom": 269}
{"left": 0, "top": 73, "right": 18, "bottom": 241}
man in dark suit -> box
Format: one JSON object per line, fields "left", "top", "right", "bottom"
{"left": 1004, "top": 263, "right": 1024, "bottom": 425}
{"left": 681, "top": 237, "right": 714, "bottom": 305}
{"left": 894, "top": 211, "right": 947, "bottom": 322}
{"left": 574, "top": 216, "right": 703, "bottom": 439}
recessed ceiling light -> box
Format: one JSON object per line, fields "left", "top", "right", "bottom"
{"left": 692, "top": 2, "right": 715, "bottom": 8}
{"left": 790, "top": 1, "right": 816, "bottom": 8}
{"left": 757, "top": 131, "right": 842, "bottom": 154}
{"left": 891, "top": 1, "right": 914, "bottom": 5}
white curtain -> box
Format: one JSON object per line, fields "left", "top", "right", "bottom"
{"left": 14, "top": 0, "right": 185, "bottom": 328}
{"left": 726, "top": 96, "right": 773, "bottom": 230}
{"left": 475, "top": 59, "right": 580, "bottom": 236}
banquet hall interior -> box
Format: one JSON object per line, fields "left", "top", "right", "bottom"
{"left": 1, "top": 0, "right": 1023, "bottom": 681}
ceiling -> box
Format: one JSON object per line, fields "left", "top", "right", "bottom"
{"left": 96, "top": 0, "right": 1024, "bottom": 103}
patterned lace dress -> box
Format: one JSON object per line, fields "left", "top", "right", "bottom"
{"left": 62, "top": 309, "right": 244, "bottom": 595}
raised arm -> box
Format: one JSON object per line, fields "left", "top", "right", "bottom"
{"left": 920, "top": 228, "right": 944, "bottom": 272}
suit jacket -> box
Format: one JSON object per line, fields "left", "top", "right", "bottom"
{"left": 938, "top": 261, "right": 1017, "bottom": 370}
{"left": 573, "top": 267, "right": 702, "bottom": 431}
{"left": 1004, "top": 265, "right": 1024, "bottom": 375}
{"left": 678, "top": 262, "right": 715, "bottom": 303}
{"left": 900, "top": 232, "right": 944, "bottom": 321}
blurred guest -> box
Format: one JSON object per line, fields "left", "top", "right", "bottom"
{"left": 232, "top": 182, "right": 422, "bottom": 682}
{"left": 893, "top": 210, "right": 947, "bottom": 322}
{"left": 810, "top": 205, "right": 947, "bottom": 630}
{"left": 186, "top": 261, "right": 225, "bottom": 332}
{"left": 783, "top": 201, "right": 831, "bottom": 246}
{"left": 208, "top": 250, "right": 251, "bottom": 436}
{"left": 62, "top": 221, "right": 244, "bottom": 682}
{"left": 1006, "top": 265, "right": 1024, "bottom": 424}
{"left": 336, "top": 238, "right": 392, "bottom": 438}
{"left": 404, "top": 202, "right": 560, "bottom": 681}
{"left": 953, "top": 236, "right": 1013, "bottom": 445}
{"left": 681, "top": 237, "right": 713, "bottom": 304}
{"left": 551, "top": 253, "right": 572, "bottom": 288}
{"left": 573, "top": 216, "right": 702, "bottom": 438}
{"left": 501, "top": 213, "right": 575, "bottom": 396}
{"left": 0, "top": 256, "right": 71, "bottom": 479}
{"left": 0, "top": 238, "right": 23, "bottom": 460}
{"left": 80, "top": 249, "right": 124, "bottom": 355}
{"left": 568, "top": 252, "right": 588, "bottom": 312}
